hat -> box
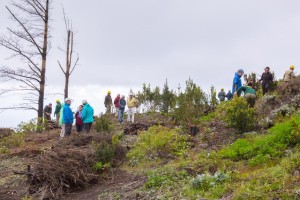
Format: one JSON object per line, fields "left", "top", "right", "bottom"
{"left": 82, "top": 100, "right": 88, "bottom": 105}
{"left": 108, "top": 90, "right": 111, "bottom": 94}
{"left": 65, "top": 98, "right": 71, "bottom": 102}
{"left": 237, "top": 69, "right": 244, "bottom": 74}
{"left": 290, "top": 65, "right": 295, "bottom": 70}
{"left": 56, "top": 100, "right": 60, "bottom": 103}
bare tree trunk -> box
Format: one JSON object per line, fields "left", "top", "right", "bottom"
{"left": 38, "top": 0, "right": 50, "bottom": 119}
{"left": 58, "top": 12, "right": 79, "bottom": 98}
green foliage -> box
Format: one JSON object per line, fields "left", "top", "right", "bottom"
{"left": 145, "top": 168, "right": 188, "bottom": 189}
{"left": 219, "top": 116, "right": 300, "bottom": 165}
{"left": 127, "top": 126, "right": 191, "bottom": 165}
{"left": 160, "top": 79, "right": 177, "bottom": 114}
{"left": 17, "top": 118, "right": 45, "bottom": 133}
{"left": 0, "top": 132, "right": 25, "bottom": 154}
{"left": 217, "top": 97, "right": 256, "bottom": 133}
{"left": 208, "top": 85, "right": 218, "bottom": 110}
{"left": 191, "top": 172, "right": 229, "bottom": 190}
{"left": 94, "top": 141, "right": 115, "bottom": 164}
{"left": 95, "top": 116, "right": 114, "bottom": 133}
{"left": 175, "top": 78, "right": 208, "bottom": 127}
{"left": 93, "top": 162, "right": 111, "bottom": 172}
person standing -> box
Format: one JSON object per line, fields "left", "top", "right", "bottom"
{"left": 237, "top": 86, "right": 257, "bottom": 107}
{"left": 59, "top": 102, "right": 65, "bottom": 138}
{"left": 118, "top": 95, "right": 126, "bottom": 123}
{"left": 226, "top": 90, "right": 233, "bottom": 101}
{"left": 218, "top": 88, "right": 226, "bottom": 102}
{"left": 63, "top": 98, "right": 73, "bottom": 136}
{"left": 43, "top": 103, "right": 52, "bottom": 121}
{"left": 54, "top": 100, "right": 62, "bottom": 122}
{"left": 232, "top": 69, "right": 244, "bottom": 94}
{"left": 104, "top": 91, "right": 113, "bottom": 114}
{"left": 259, "top": 67, "right": 273, "bottom": 95}
{"left": 81, "top": 100, "right": 94, "bottom": 134}
{"left": 75, "top": 105, "right": 84, "bottom": 133}
{"left": 114, "top": 94, "right": 121, "bottom": 117}
{"left": 284, "top": 65, "right": 295, "bottom": 83}
{"left": 127, "top": 93, "right": 138, "bottom": 123}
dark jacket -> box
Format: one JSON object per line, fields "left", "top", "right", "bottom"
{"left": 75, "top": 111, "right": 83, "bottom": 126}
{"left": 218, "top": 91, "right": 226, "bottom": 101}
{"left": 63, "top": 104, "right": 73, "bottom": 124}
{"left": 104, "top": 94, "right": 112, "bottom": 107}
{"left": 114, "top": 96, "right": 121, "bottom": 108}
{"left": 119, "top": 99, "right": 126, "bottom": 111}
{"left": 226, "top": 92, "right": 233, "bottom": 100}
{"left": 260, "top": 72, "right": 273, "bottom": 85}
{"left": 44, "top": 105, "right": 52, "bottom": 114}
{"left": 54, "top": 102, "right": 62, "bottom": 114}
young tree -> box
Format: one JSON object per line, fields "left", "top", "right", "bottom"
{"left": 0, "top": 0, "right": 51, "bottom": 121}
{"left": 160, "top": 79, "right": 176, "bottom": 114}
{"left": 57, "top": 10, "right": 79, "bottom": 98}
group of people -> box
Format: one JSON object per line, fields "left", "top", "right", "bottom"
{"left": 43, "top": 98, "right": 94, "bottom": 137}
{"left": 217, "top": 65, "right": 296, "bottom": 107}
{"left": 104, "top": 91, "right": 139, "bottom": 124}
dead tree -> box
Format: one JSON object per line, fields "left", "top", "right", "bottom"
{"left": 57, "top": 10, "right": 79, "bottom": 99}
{"left": 0, "top": 0, "right": 51, "bottom": 121}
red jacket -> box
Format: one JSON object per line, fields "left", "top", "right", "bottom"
{"left": 114, "top": 96, "right": 120, "bottom": 108}
{"left": 75, "top": 111, "right": 83, "bottom": 126}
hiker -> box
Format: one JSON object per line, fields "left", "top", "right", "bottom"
{"left": 54, "top": 100, "right": 62, "bottom": 122}
{"left": 81, "top": 100, "right": 94, "bottom": 134}
{"left": 232, "top": 69, "right": 244, "bottom": 94}
{"left": 118, "top": 95, "right": 126, "bottom": 123}
{"left": 237, "top": 86, "right": 257, "bottom": 107}
{"left": 284, "top": 65, "right": 295, "bottom": 83}
{"left": 226, "top": 90, "right": 233, "bottom": 101}
{"left": 247, "top": 78, "right": 254, "bottom": 88}
{"left": 114, "top": 94, "right": 121, "bottom": 117}
{"left": 63, "top": 98, "right": 73, "bottom": 136}
{"left": 218, "top": 88, "right": 226, "bottom": 102}
{"left": 75, "top": 105, "right": 84, "bottom": 133}
{"left": 259, "top": 67, "right": 273, "bottom": 95}
{"left": 127, "top": 93, "right": 138, "bottom": 123}
{"left": 59, "top": 102, "right": 65, "bottom": 138}
{"left": 104, "top": 91, "right": 113, "bottom": 114}
{"left": 43, "top": 103, "right": 52, "bottom": 121}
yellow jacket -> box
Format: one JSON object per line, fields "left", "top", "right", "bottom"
{"left": 127, "top": 97, "right": 138, "bottom": 108}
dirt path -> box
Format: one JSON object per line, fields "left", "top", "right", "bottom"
{"left": 63, "top": 169, "right": 146, "bottom": 200}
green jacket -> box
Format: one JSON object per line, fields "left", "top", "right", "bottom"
{"left": 237, "top": 86, "right": 256, "bottom": 96}
{"left": 54, "top": 102, "right": 62, "bottom": 114}
{"left": 59, "top": 103, "right": 64, "bottom": 126}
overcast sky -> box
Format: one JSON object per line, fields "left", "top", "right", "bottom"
{"left": 1, "top": 0, "right": 300, "bottom": 128}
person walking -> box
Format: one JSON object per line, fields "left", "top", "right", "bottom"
{"left": 259, "top": 67, "right": 273, "bottom": 95}
{"left": 63, "top": 98, "right": 73, "bottom": 136}
{"left": 114, "top": 94, "right": 121, "bottom": 117}
{"left": 75, "top": 105, "right": 84, "bottom": 133}
{"left": 54, "top": 100, "right": 62, "bottom": 122}
{"left": 127, "top": 93, "right": 138, "bottom": 123}
{"left": 43, "top": 103, "right": 52, "bottom": 121}
{"left": 232, "top": 69, "right": 244, "bottom": 94}
{"left": 118, "top": 95, "right": 126, "bottom": 123}
{"left": 218, "top": 88, "right": 226, "bottom": 102}
{"left": 237, "top": 86, "right": 257, "bottom": 107}
{"left": 81, "top": 100, "right": 94, "bottom": 134}
{"left": 104, "top": 91, "right": 113, "bottom": 114}
{"left": 226, "top": 90, "right": 233, "bottom": 101}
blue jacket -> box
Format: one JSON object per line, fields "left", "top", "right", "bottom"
{"left": 81, "top": 104, "right": 94, "bottom": 123}
{"left": 232, "top": 73, "right": 242, "bottom": 94}
{"left": 119, "top": 99, "right": 126, "bottom": 111}
{"left": 63, "top": 104, "right": 73, "bottom": 124}
{"left": 226, "top": 92, "right": 233, "bottom": 100}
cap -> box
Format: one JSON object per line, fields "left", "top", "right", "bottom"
{"left": 82, "top": 100, "right": 88, "bottom": 105}
{"left": 65, "top": 98, "right": 71, "bottom": 102}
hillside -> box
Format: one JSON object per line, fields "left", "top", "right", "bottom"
{"left": 1, "top": 79, "right": 300, "bottom": 200}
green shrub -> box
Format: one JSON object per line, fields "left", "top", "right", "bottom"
{"left": 127, "top": 126, "right": 191, "bottom": 165}
{"left": 0, "top": 132, "right": 25, "bottom": 153}
{"left": 95, "top": 116, "right": 114, "bottom": 133}
{"left": 94, "top": 141, "right": 115, "bottom": 164}
{"left": 217, "top": 97, "right": 256, "bottom": 133}
{"left": 219, "top": 115, "right": 300, "bottom": 165}
{"left": 191, "top": 172, "right": 229, "bottom": 190}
